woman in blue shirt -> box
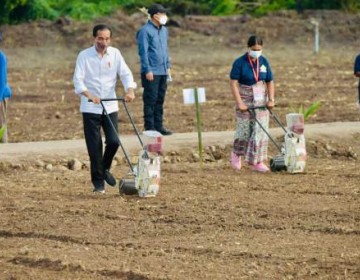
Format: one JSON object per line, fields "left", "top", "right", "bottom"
{"left": 229, "top": 35, "right": 275, "bottom": 172}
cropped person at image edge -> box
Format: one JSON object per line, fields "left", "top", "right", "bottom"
{"left": 0, "top": 31, "right": 12, "bottom": 143}
{"left": 354, "top": 53, "right": 360, "bottom": 111}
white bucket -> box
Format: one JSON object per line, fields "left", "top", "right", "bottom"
{"left": 142, "top": 130, "right": 163, "bottom": 153}
{"left": 284, "top": 132, "right": 307, "bottom": 173}
{"left": 136, "top": 150, "right": 161, "bottom": 198}
{"left": 286, "top": 113, "right": 305, "bottom": 134}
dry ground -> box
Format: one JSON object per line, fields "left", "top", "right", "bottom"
{"left": 0, "top": 10, "right": 360, "bottom": 280}
{"left": 0, "top": 142, "right": 359, "bottom": 279}
{"left": 2, "top": 10, "right": 360, "bottom": 142}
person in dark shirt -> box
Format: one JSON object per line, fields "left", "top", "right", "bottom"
{"left": 354, "top": 53, "right": 360, "bottom": 112}
{"left": 229, "top": 35, "right": 275, "bottom": 172}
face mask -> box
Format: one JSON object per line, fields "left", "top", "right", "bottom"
{"left": 95, "top": 41, "right": 108, "bottom": 53}
{"left": 159, "top": 15, "right": 168, "bottom": 25}
{"left": 249, "top": 50, "right": 262, "bottom": 59}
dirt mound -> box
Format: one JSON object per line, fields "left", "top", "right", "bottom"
{"left": 181, "top": 10, "right": 360, "bottom": 46}
{"left": 1, "top": 10, "right": 360, "bottom": 48}
{"left": 0, "top": 135, "right": 358, "bottom": 173}
{"left": 1, "top": 10, "right": 145, "bottom": 48}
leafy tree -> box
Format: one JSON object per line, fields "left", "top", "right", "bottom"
{"left": 58, "top": 0, "right": 128, "bottom": 21}
{"left": 0, "top": 0, "right": 125, "bottom": 24}
{"left": 0, "top": 0, "right": 28, "bottom": 24}
{"left": 211, "top": 0, "right": 239, "bottom": 15}
{"left": 339, "top": 0, "right": 360, "bottom": 12}
{"left": 9, "top": 0, "right": 59, "bottom": 23}
{"left": 253, "top": 0, "right": 297, "bottom": 15}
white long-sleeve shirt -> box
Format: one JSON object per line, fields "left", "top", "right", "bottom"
{"left": 73, "top": 45, "right": 136, "bottom": 114}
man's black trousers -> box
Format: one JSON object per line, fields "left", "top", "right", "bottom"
{"left": 82, "top": 112, "right": 119, "bottom": 188}
{"left": 141, "top": 74, "right": 167, "bottom": 131}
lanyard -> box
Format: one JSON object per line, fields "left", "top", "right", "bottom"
{"left": 248, "top": 54, "right": 259, "bottom": 82}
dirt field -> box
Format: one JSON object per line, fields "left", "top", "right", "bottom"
{"left": 2, "top": 10, "right": 360, "bottom": 142}
{"left": 0, "top": 10, "right": 360, "bottom": 279}
{"left": 0, "top": 142, "right": 359, "bottom": 279}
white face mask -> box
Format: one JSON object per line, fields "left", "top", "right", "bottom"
{"left": 249, "top": 50, "right": 262, "bottom": 59}
{"left": 159, "top": 15, "right": 168, "bottom": 25}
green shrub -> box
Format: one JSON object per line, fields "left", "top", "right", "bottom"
{"left": 0, "top": 0, "right": 125, "bottom": 24}
{"left": 339, "top": 0, "right": 360, "bottom": 12}
{"left": 254, "top": 0, "right": 297, "bottom": 16}
{"left": 58, "top": 0, "right": 128, "bottom": 21}
{"left": 211, "top": 0, "right": 238, "bottom": 15}
{"left": 0, "top": 0, "right": 358, "bottom": 24}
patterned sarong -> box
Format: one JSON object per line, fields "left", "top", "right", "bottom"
{"left": 233, "top": 82, "right": 269, "bottom": 165}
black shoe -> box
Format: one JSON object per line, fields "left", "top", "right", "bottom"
{"left": 104, "top": 170, "right": 116, "bottom": 187}
{"left": 93, "top": 186, "right": 105, "bottom": 194}
{"left": 157, "top": 128, "right": 173, "bottom": 136}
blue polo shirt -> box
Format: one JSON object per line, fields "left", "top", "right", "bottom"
{"left": 136, "top": 20, "right": 170, "bottom": 75}
{"left": 230, "top": 53, "right": 273, "bottom": 86}
{"left": 0, "top": 51, "right": 12, "bottom": 101}
{"left": 354, "top": 54, "right": 360, "bottom": 102}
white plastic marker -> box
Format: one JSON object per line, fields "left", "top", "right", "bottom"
{"left": 183, "top": 87, "right": 206, "bottom": 104}
{"left": 310, "top": 18, "right": 320, "bottom": 54}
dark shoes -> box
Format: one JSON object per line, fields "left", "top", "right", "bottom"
{"left": 157, "top": 127, "right": 173, "bottom": 136}
{"left": 104, "top": 170, "right": 116, "bottom": 187}
{"left": 93, "top": 186, "right": 105, "bottom": 194}
{"left": 92, "top": 170, "right": 115, "bottom": 193}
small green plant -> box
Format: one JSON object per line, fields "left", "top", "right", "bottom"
{"left": 297, "top": 101, "right": 321, "bottom": 121}
{"left": 0, "top": 125, "right": 5, "bottom": 142}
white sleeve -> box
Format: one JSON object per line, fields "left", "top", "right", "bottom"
{"left": 73, "top": 53, "right": 88, "bottom": 95}
{"left": 117, "top": 51, "right": 137, "bottom": 91}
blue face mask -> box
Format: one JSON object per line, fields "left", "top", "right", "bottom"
{"left": 249, "top": 50, "right": 262, "bottom": 59}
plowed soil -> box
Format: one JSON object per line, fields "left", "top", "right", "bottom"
{"left": 0, "top": 10, "right": 359, "bottom": 280}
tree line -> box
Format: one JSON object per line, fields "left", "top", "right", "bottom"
{"left": 1, "top": 0, "right": 359, "bottom": 25}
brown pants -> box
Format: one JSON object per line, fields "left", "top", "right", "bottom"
{"left": 0, "top": 100, "right": 8, "bottom": 143}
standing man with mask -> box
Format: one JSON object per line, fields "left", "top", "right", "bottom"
{"left": 137, "top": 3, "right": 172, "bottom": 135}
{"left": 0, "top": 31, "right": 12, "bottom": 143}
{"left": 73, "top": 24, "right": 136, "bottom": 193}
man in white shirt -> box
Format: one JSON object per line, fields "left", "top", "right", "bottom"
{"left": 73, "top": 24, "right": 136, "bottom": 193}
